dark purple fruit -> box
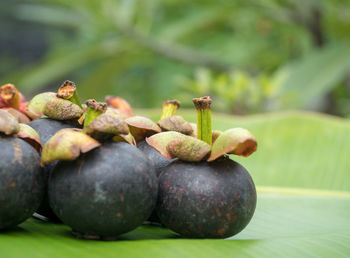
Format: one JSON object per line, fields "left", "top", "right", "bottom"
{"left": 137, "top": 140, "right": 174, "bottom": 223}
{"left": 0, "top": 136, "right": 45, "bottom": 230}
{"left": 28, "top": 118, "right": 75, "bottom": 220}
{"left": 137, "top": 140, "right": 174, "bottom": 177}
{"left": 157, "top": 157, "right": 256, "bottom": 238}
{"left": 49, "top": 142, "right": 158, "bottom": 238}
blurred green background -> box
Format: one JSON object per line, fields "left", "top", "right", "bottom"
{"left": 1, "top": 0, "right": 350, "bottom": 116}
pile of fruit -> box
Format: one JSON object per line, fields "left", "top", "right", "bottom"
{"left": 0, "top": 81, "right": 257, "bottom": 240}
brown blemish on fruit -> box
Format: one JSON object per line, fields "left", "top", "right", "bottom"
{"left": 12, "top": 141, "right": 22, "bottom": 165}
{"left": 77, "top": 158, "right": 85, "bottom": 175}
{"left": 215, "top": 208, "right": 222, "bottom": 217}
{"left": 216, "top": 228, "right": 226, "bottom": 236}
{"left": 234, "top": 193, "right": 240, "bottom": 201}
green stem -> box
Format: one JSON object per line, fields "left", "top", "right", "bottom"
{"left": 83, "top": 100, "right": 107, "bottom": 131}
{"left": 193, "top": 96, "right": 212, "bottom": 146}
{"left": 57, "top": 80, "right": 82, "bottom": 108}
{"left": 160, "top": 100, "right": 180, "bottom": 120}
{"left": 69, "top": 91, "right": 82, "bottom": 108}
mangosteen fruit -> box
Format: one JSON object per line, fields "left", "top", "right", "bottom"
{"left": 0, "top": 110, "right": 44, "bottom": 230}
{"left": 28, "top": 118, "right": 75, "bottom": 220}
{"left": 137, "top": 140, "right": 173, "bottom": 177}
{"left": 42, "top": 100, "right": 157, "bottom": 239}
{"left": 146, "top": 96, "right": 258, "bottom": 238}
{"left": 137, "top": 140, "right": 173, "bottom": 224}
{"left": 49, "top": 142, "right": 157, "bottom": 239}
{"left": 27, "top": 80, "right": 85, "bottom": 221}
{"left": 133, "top": 99, "right": 192, "bottom": 177}
{"left": 133, "top": 100, "right": 195, "bottom": 224}
{"left": 157, "top": 158, "right": 256, "bottom": 238}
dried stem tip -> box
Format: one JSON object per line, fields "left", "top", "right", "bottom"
{"left": 192, "top": 96, "right": 212, "bottom": 110}
{"left": 160, "top": 100, "right": 180, "bottom": 119}
{"left": 0, "top": 84, "right": 21, "bottom": 109}
{"left": 86, "top": 99, "right": 107, "bottom": 112}
{"left": 83, "top": 100, "right": 107, "bottom": 129}
{"left": 192, "top": 96, "right": 212, "bottom": 146}
{"left": 57, "top": 80, "right": 82, "bottom": 108}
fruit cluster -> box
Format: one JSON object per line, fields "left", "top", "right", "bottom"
{"left": 0, "top": 81, "right": 257, "bottom": 240}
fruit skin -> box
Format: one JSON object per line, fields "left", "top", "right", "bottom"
{"left": 49, "top": 142, "right": 158, "bottom": 238}
{"left": 137, "top": 140, "right": 174, "bottom": 177}
{"left": 137, "top": 140, "right": 174, "bottom": 223}
{"left": 28, "top": 118, "right": 75, "bottom": 220}
{"left": 0, "top": 136, "right": 45, "bottom": 230}
{"left": 157, "top": 157, "right": 256, "bottom": 238}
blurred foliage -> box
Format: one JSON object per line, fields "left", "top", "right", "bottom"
{"left": 177, "top": 68, "right": 281, "bottom": 114}
{"left": 0, "top": 0, "right": 350, "bottom": 114}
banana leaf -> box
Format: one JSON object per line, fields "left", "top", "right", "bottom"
{"left": 1, "top": 111, "right": 349, "bottom": 258}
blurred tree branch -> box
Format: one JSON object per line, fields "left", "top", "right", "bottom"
{"left": 114, "top": 21, "right": 233, "bottom": 72}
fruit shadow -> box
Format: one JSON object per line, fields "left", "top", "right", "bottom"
{"left": 0, "top": 225, "right": 27, "bottom": 235}
{"left": 57, "top": 224, "right": 181, "bottom": 241}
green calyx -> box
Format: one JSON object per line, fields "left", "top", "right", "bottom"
{"left": 83, "top": 99, "right": 107, "bottom": 130}
{"left": 193, "top": 96, "right": 212, "bottom": 146}
{"left": 146, "top": 95, "right": 258, "bottom": 162}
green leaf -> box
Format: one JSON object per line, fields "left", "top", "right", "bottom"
{"left": 1, "top": 111, "right": 350, "bottom": 257}
{"left": 277, "top": 43, "right": 350, "bottom": 109}
{"left": 1, "top": 190, "right": 349, "bottom": 257}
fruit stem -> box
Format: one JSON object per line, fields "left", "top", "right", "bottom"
{"left": 193, "top": 96, "right": 212, "bottom": 146}
{"left": 57, "top": 80, "right": 82, "bottom": 108}
{"left": 160, "top": 100, "right": 180, "bottom": 119}
{"left": 0, "top": 84, "right": 21, "bottom": 110}
{"left": 83, "top": 100, "right": 107, "bottom": 130}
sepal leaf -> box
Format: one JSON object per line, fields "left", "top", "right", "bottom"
{"left": 27, "top": 92, "right": 56, "bottom": 119}
{"left": 43, "top": 97, "right": 83, "bottom": 120}
{"left": 41, "top": 128, "right": 101, "bottom": 166}
{"left": 84, "top": 113, "right": 129, "bottom": 140}
{"left": 146, "top": 131, "right": 183, "bottom": 159}
{"left": 158, "top": 115, "right": 193, "bottom": 135}
{"left": 0, "top": 109, "right": 20, "bottom": 135}
{"left": 126, "top": 116, "right": 161, "bottom": 142}
{"left": 14, "top": 123, "right": 42, "bottom": 153}
{"left": 208, "top": 128, "right": 257, "bottom": 162}
{"left": 167, "top": 136, "right": 211, "bottom": 162}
